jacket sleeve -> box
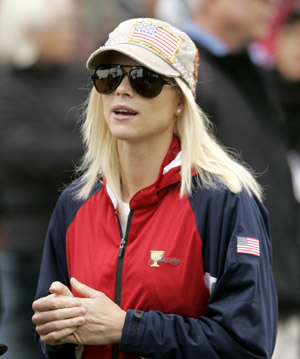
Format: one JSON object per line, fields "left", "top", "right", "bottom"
{"left": 120, "top": 189, "right": 278, "bottom": 359}
{"left": 33, "top": 185, "right": 82, "bottom": 359}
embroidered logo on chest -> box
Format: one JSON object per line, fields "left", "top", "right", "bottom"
{"left": 148, "top": 250, "right": 181, "bottom": 267}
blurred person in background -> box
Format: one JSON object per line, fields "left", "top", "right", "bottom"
{"left": 249, "top": 0, "right": 298, "bottom": 67}
{"left": 0, "top": 0, "right": 5, "bottom": 343}
{"left": 154, "top": 0, "right": 190, "bottom": 29}
{"left": 271, "top": 8, "right": 300, "bottom": 357}
{"left": 0, "top": 0, "right": 89, "bottom": 357}
{"left": 81, "top": 0, "right": 160, "bottom": 51}
{"left": 273, "top": 7, "right": 300, "bottom": 200}
{"left": 0, "top": 82, "right": 6, "bottom": 356}
{"left": 154, "top": 0, "right": 300, "bottom": 357}
{"left": 117, "top": 0, "right": 158, "bottom": 18}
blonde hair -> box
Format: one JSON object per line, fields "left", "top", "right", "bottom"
{"left": 75, "top": 78, "right": 262, "bottom": 204}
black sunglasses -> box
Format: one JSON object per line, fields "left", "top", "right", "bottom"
{"left": 91, "top": 64, "right": 177, "bottom": 98}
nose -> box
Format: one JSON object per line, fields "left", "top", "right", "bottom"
{"left": 115, "top": 71, "right": 134, "bottom": 97}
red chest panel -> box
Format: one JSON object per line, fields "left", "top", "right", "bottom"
{"left": 66, "top": 187, "right": 209, "bottom": 358}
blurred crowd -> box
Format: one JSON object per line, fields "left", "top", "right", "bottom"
{"left": 0, "top": 0, "right": 299, "bottom": 358}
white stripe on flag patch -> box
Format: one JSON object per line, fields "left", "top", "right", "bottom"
{"left": 237, "top": 236, "right": 260, "bottom": 256}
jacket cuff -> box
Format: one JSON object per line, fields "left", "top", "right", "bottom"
{"left": 120, "top": 309, "right": 146, "bottom": 355}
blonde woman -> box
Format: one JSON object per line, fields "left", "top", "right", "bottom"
{"left": 32, "top": 18, "right": 277, "bottom": 359}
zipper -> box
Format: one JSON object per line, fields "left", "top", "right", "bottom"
{"left": 118, "top": 237, "right": 126, "bottom": 258}
{"left": 112, "top": 209, "right": 134, "bottom": 359}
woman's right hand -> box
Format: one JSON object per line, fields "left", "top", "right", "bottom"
{"left": 32, "top": 281, "right": 86, "bottom": 345}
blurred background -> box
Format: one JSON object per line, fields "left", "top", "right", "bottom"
{"left": 0, "top": 0, "right": 299, "bottom": 358}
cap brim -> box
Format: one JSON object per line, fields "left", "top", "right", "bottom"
{"left": 86, "top": 43, "right": 180, "bottom": 78}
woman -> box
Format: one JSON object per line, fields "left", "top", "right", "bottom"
{"left": 32, "top": 18, "right": 277, "bottom": 359}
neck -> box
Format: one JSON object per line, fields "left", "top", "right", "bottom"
{"left": 118, "top": 136, "right": 173, "bottom": 203}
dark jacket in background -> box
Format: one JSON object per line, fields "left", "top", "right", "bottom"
{"left": 192, "top": 42, "right": 300, "bottom": 317}
{"left": 0, "top": 64, "right": 90, "bottom": 358}
{"left": 0, "top": 65, "right": 89, "bottom": 253}
{"left": 273, "top": 69, "right": 300, "bottom": 152}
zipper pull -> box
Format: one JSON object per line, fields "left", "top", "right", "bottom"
{"left": 119, "top": 238, "right": 126, "bottom": 258}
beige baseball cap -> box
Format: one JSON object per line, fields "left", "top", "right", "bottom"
{"left": 86, "top": 18, "right": 199, "bottom": 95}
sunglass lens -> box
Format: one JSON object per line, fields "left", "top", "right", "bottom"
{"left": 130, "top": 68, "right": 163, "bottom": 98}
{"left": 94, "top": 66, "right": 123, "bottom": 94}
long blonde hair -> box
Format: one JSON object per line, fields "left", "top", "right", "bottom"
{"left": 75, "top": 77, "right": 262, "bottom": 204}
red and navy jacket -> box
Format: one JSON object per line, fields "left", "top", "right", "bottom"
{"left": 34, "top": 137, "right": 278, "bottom": 359}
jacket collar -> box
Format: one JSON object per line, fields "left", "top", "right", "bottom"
{"left": 105, "top": 136, "right": 182, "bottom": 210}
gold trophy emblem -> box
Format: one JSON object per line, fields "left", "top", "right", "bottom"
{"left": 150, "top": 250, "right": 165, "bottom": 267}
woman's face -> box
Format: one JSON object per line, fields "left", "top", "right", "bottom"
{"left": 101, "top": 52, "right": 182, "bottom": 146}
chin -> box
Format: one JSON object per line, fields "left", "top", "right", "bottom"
{"left": 110, "top": 131, "right": 136, "bottom": 142}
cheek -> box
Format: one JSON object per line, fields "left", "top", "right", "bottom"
{"left": 153, "top": 97, "right": 177, "bottom": 123}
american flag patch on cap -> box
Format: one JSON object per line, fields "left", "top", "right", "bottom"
{"left": 129, "top": 20, "right": 181, "bottom": 62}
{"left": 237, "top": 236, "right": 260, "bottom": 256}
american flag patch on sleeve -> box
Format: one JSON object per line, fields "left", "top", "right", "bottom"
{"left": 129, "top": 20, "right": 181, "bottom": 62}
{"left": 237, "top": 236, "right": 260, "bottom": 256}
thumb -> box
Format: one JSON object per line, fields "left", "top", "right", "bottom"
{"left": 49, "top": 281, "right": 74, "bottom": 297}
{"left": 70, "top": 277, "right": 100, "bottom": 299}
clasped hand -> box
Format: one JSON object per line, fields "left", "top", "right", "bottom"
{"left": 32, "top": 277, "right": 126, "bottom": 346}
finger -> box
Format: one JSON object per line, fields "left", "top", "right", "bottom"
{"left": 49, "top": 281, "right": 74, "bottom": 297}
{"left": 36, "top": 315, "right": 85, "bottom": 337}
{"left": 39, "top": 326, "right": 78, "bottom": 346}
{"left": 33, "top": 294, "right": 82, "bottom": 312}
{"left": 59, "top": 334, "right": 78, "bottom": 344}
{"left": 32, "top": 305, "right": 86, "bottom": 326}
{"left": 71, "top": 277, "right": 101, "bottom": 299}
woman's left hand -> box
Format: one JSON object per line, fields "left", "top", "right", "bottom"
{"left": 61, "top": 277, "right": 126, "bottom": 346}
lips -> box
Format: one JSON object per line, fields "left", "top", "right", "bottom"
{"left": 112, "top": 105, "right": 138, "bottom": 119}
{"left": 113, "top": 105, "right": 137, "bottom": 115}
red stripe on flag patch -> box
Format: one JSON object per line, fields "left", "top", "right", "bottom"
{"left": 237, "top": 236, "right": 260, "bottom": 256}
